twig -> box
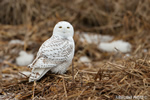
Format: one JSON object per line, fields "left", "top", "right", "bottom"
{"left": 62, "top": 77, "right": 68, "bottom": 98}
{"left": 79, "top": 70, "right": 97, "bottom": 74}
{"left": 79, "top": 72, "right": 83, "bottom": 87}
{"left": 76, "top": 86, "right": 89, "bottom": 100}
{"left": 32, "top": 81, "right": 36, "bottom": 100}
{"left": 74, "top": 70, "right": 79, "bottom": 79}
{"left": 133, "top": 45, "right": 142, "bottom": 54}
{"left": 72, "top": 61, "right": 75, "bottom": 83}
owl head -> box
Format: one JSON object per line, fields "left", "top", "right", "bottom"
{"left": 53, "top": 21, "right": 74, "bottom": 38}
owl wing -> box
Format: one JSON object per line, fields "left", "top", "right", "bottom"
{"left": 28, "top": 36, "right": 74, "bottom": 69}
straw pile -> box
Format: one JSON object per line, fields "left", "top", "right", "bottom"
{"left": 0, "top": 0, "right": 150, "bottom": 99}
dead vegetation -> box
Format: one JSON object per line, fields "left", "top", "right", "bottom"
{"left": 0, "top": 0, "right": 150, "bottom": 99}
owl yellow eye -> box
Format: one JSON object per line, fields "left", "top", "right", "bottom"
{"left": 59, "top": 26, "right": 62, "bottom": 28}
{"left": 67, "top": 27, "right": 70, "bottom": 29}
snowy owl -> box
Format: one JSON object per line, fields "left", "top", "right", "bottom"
{"left": 28, "top": 21, "right": 75, "bottom": 82}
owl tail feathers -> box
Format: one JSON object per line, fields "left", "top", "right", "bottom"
{"left": 29, "top": 68, "right": 50, "bottom": 82}
{"left": 28, "top": 57, "right": 39, "bottom": 68}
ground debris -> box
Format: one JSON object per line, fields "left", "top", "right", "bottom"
{"left": 0, "top": 0, "right": 150, "bottom": 99}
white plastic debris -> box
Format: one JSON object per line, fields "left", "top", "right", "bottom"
{"left": 9, "top": 39, "right": 24, "bottom": 45}
{"left": 16, "top": 51, "right": 34, "bottom": 66}
{"left": 79, "top": 56, "right": 91, "bottom": 63}
{"left": 98, "top": 40, "right": 132, "bottom": 53}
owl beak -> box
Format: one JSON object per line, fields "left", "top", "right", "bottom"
{"left": 63, "top": 28, "right": 66, "bottom": 33}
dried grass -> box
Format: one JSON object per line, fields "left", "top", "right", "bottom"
{"left": 0, "top": 0, "right": 150, "bottom": 100}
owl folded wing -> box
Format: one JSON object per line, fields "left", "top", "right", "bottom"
{"left": 28, "top": 38, "right": 74, "bottom": 69}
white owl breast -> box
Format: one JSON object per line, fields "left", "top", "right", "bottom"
{"left": 30, "top": 35, "right": 75, "bottom": 70}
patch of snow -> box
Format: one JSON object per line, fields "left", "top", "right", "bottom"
{"left": 98, "top": 40, "right": 132, "bottom": 53}
{"left": 76, "top": 31, "right": 132, "bottom": 53}
{"left": 79, "top": 56, "right": 91, "bottom": 63}
{"left": 16, "top": 50, "right": 34, "bottom": 66}
{"left": 78, "top": 56, "right": 92, "bottom": 67}
{"left": 77, "top": 32, "right": 113, "bottom": 44}
{"left": 100, "top": 35, "right": 114, "bottom": 42}
{"left": 123, "top": 53, "right": 131, "bottom": 58}
{"left": 9, "top": 39, "right": 24, "bottom": 45}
